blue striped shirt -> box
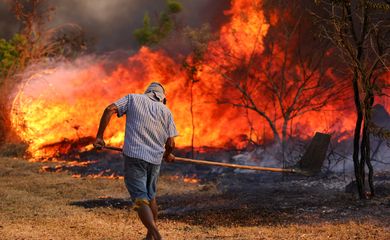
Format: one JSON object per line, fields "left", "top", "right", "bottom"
{"left": 114, "top": 94, "right": 178, "bottom": 165}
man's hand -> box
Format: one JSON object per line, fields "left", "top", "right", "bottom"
{"left": 164, "top": 137, "right": 175, "bottom": 163}
{"left": 94, "top": 137, "right": 106, "bottom": 150}
{"left": 164, "top": 153, "right": 175, "bottom": 163}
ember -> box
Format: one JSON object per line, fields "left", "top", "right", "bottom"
{"left": 183, "top": 175, "right": 200, "bottom": 184}
{"left": 72, "top": 172, "right": 124, "bottom": 180}
{"left": 169, "top": 174, "right": 200, "bottom": 184}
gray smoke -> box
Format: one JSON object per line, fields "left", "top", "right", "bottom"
{"left": 0, "top": 0, "right": 229, "bottom": 52}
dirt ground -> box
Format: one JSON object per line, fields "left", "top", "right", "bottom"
{"left": 1, "top": 156, "right": 390, "bottom": 240}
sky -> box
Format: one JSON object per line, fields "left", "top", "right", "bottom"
{"left": 0, "top": 0, "right": 230, "bottom": 52}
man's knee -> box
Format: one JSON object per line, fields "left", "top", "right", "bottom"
{"left": 150, "top": 198, "right": 157, "bottom": 205}
{"left": 133, "top": 198, "right": 150, "bottom": 211}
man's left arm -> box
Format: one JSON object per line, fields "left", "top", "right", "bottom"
{"left": 94, "top": 104, "right": 118, "bottom": 149}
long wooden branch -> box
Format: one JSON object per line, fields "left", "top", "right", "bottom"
{"left": 102, "top": 146, "right": 297, "bottom": 173}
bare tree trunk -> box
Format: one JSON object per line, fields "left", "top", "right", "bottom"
{"left": 360, "top": 120, "right": 368, "bottom": 190}
{"left": 272, "top": 130, "right": 281, "bottom": 145}
{"left": 281, "top": 118, "right": 289, "bottom": 168}
{"left": 364, "top": 87, "right": 375, "bottom": 196}
{"left": 352, "top": 71, "right": 365, "bottom": 199}
{"left": 366, "top": 132, "right": 375, "bottom": 196}
{"left": 190, "top": 80, "right": 195, "bottom": 159}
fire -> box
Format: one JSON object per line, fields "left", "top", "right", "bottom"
{"left": 169, "top": 174, "right": 200, "bottom": 184}
{"left": 71, "top": 173, "right": 124, "bottom": 180}
{"left": 9, "top": 0, "right": 387, "bottom": 160}
{"left": 39, "top": 159, "right": 124, "bottom": 180}
{"left": 183, "top": 175, "right": 200, "bottom": 184}
{"left": 219, "top": 0, "right": 270, "bottom": 59}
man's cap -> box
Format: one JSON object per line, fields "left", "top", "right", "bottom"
{"left": 144, "top": 82, "right": 166, "bottom": 102}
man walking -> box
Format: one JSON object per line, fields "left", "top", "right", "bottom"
{"left": 94, "top": 82, "right": 178, "bottom": 240}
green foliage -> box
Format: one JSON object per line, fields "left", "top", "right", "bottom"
{"left": 133, "top": 0, "right": 182, "bottom": 46}
{"left": 133, "top": 13, "right": 157, "bottom": 45}
{"left": 184, "top": 24, "right": 213, "bottom": 62}
{"left": 159, "top": 12, "right": 174, "bottom": 33}
{"left": 167, "top": 0, "right": 182, "bottom": 14}
{"left": 0, "top": 34, "right": 27, "bottom": 78}
{"left": 182, "top": 24, "right": 214, "bottom": 84}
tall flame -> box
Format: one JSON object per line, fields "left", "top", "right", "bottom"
{"left": 10, "top": 0, "right": 388, "bottom": 159}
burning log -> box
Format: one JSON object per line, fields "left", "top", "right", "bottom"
{"left": 103, "top": 132, "right": 331, "bottom": 176}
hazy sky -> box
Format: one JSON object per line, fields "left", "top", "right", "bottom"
{"left": 0, "top": 0, "right": 229, "bottom": 52}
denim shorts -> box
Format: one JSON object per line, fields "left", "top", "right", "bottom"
{"left": 123, "top": 156, "right": 161, "bottom": 209}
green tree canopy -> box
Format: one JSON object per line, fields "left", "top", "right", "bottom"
{"left": 133, "top": 0, "right": 182, "bottom": 46}
{"left": 0, "top": 34, "right": 27, "bottom": 79}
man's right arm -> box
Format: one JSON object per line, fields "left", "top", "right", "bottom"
{"left": 163, "top": 137, "right": 175, "bottom": 162}
{"left": 94, "top": 104, "right": 118, "bottom": 149}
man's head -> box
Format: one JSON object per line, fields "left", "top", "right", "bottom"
{"left": 144, "top": 82, "right": 166, "bottom": 104}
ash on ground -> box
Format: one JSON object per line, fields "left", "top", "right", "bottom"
{"left": 35, "top": 145, "right": 390, "bottom": 228}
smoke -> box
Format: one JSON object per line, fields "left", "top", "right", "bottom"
{"left": 0, "top": 0, "right": 230, "bottom": 52}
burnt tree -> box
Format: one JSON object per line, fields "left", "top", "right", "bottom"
{"left": 314, "top": 0, "right": 390, "bottom": 198}
{"left": 206, "top": 0, "right": 341, "bottom": 165}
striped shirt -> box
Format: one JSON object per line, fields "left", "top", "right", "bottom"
{"left": 114, "top": 94, "right": 178, "bottom": 165}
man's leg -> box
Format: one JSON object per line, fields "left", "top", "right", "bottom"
{"left": 150, "top": 198, "right": 158, "bottom": 221}
{"left": 124, "top": 157, "right": 160, "bottom": 239}
{"left": 145, "top": 198, "right": 158, "bottom": 239}
{"left": 137, "top": 201, "right": 161, "bottom": 240}
{"left": 144, "top": 161, "right": 161, "bottom": 239}
{"left": 147, "top": 162, "right": 160, "bottom": 223}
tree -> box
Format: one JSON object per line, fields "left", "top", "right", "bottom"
{"left": 314, "top": 0, "right": 390, "bottom": 198}
{"left": 0, "top": 0, "right": 87, "bottom": 144}
{"left": 133, "top": 0, "right": 182, "bottom": 46}
{"left": 133, "top": 1, "right": 211, "bottom": 157}
{"left": 205, "top": 0, "right": 341, "bottom": 165}
{"left": 0, "top": 34, "right": 27, "bottom": 79}
{"left": 182, "top": 24, "right": 214, "bottom": 158}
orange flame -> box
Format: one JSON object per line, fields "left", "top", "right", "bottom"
{"left": 183, "top": 176, "right": 200, "bottom": 184}
{"left": 169, "top": 174, "right": 200, "bottom": 184}
{"left": 9, "top": 0, "right": 388, "bottom": 160}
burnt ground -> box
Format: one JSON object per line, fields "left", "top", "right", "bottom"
{"left": 38, "top": 149, "right": 390, "bottom": 237}
{"left": 1, "top": 149, "right": 390, "bottom": 239}
{"left": 159, "top": 173, "right": 390, "bottom": 228}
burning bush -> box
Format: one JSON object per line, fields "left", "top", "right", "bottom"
{"left": 0, "top": 0, "right": 87, "bottom": 146}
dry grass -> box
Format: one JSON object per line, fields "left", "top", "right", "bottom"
{"left": 0, "top": 156, "right": 389, "bottom": 239}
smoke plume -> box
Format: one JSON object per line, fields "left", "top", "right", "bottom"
{"left": 0, "top": 0, "right": 230, "bottom": 52}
